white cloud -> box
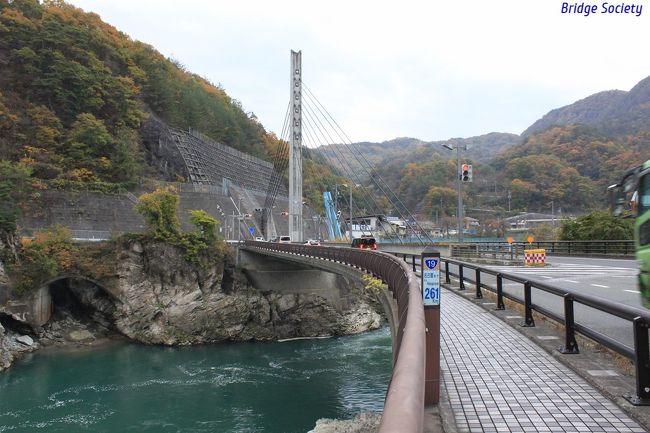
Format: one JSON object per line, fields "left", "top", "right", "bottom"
{"left": 68, "top": 0, "right": 650, "bottom": 142}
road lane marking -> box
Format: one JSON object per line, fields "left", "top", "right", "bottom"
{"left": 562, "top": 279, "right": 579, "bottom": 283}
{"left": 590, "top": 284, "right": 609, "bottom": 288}
{"left": 624, "top": 289, "right": 641, "bottom": 294}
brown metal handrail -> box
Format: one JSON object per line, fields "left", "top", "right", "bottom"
{"left": 243, "top": 241, "right": 425, "bottom": 433}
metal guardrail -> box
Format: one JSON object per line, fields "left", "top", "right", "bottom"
{"left": 20, "top": 229, "right": 115, "bottom": 241}
{"left": 450, "top": 243, "right": 525, "bottom": 260}
{"left": 486, "top": 240, "right": 635, "bottom": 257}
{"left": 243, "top": 241, "right": 425, "bottom": 432}
{"left": 389, "top": 251, "right": 650, "bottom": 405}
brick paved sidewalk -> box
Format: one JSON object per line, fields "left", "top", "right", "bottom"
{"left": 439, "top": 287, "right": 647, "bottom": 433}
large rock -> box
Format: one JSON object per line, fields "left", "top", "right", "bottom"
{"left": 309, "top": 412, "right": 382, "bottom": 433}
{"left": 0, "top": 322, "right": 12, "bottom": 371}
{"left": 15, "top": 335, "right": 33, "bottom": 346}
{"left": 68, "top": 330, "right": 95, "bottom": 342}
{"left": 107, "top": 240, "right": 382, "bottom": 345}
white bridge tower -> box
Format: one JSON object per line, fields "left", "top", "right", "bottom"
{"left": 288, "top": 50, "right": 303, "bottom": 242}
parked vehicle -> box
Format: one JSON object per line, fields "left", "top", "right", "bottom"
{"left": 351, "top": 235, "right": 377, "bottom": 250}
{"left": 254, "top": 236, "right": 265, "bottom": 242}
{"left": 609, "top": 159, "right": 650, "bottom": 307}
{"left": 279, "top": 236, "right": 291, "bottom": 244}
{"left": 304, "top": 239, "right": 320, "bottom": 246}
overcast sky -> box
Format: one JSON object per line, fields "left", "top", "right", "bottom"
{"left": 67, "top": 0, "right": 650, "bottom": 143}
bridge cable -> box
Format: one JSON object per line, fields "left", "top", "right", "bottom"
{"left": 301, "top": 101, "right": 398, "bottom": 240}
{"left": 302, "top": 84, "right": 428, "bottom": 244}
{"left": 303, "top": 84, "right": 431, "bottom": 243}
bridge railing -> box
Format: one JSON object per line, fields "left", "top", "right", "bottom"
{"left": 244, "top": 241, "right": 425, "bottom": 432}
{"left": 387, "top": 251, "right": 650, "bottom": 405}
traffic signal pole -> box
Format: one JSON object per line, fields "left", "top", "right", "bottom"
{"left": 456, "top": 145, "right": 464, "bottom": 243}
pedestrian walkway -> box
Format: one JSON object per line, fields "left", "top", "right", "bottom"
{"left": 439, "top": 286, "right": 646, "bottom": 433}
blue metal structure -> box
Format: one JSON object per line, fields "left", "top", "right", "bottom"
{"left": 323, "top": 191, "right": 342, "bottom": 239}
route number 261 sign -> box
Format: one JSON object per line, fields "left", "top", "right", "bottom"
{"left": 422, "top": 257, "right": 440, "bottom": 307}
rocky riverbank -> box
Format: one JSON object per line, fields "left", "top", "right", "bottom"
{"left": 1, "top": 239, "right": 383, "bottom": 371}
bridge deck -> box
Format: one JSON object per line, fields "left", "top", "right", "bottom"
{"left": 440, "top": 286, "right": 645, "bottom": 433}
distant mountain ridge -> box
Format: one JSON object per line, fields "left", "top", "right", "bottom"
{"left": 522, "top": 76, "right": 650, "bottom": 137}
{"left": 320, "top": 132, "right": 520, "bottom": 177}
{"left": 322, "top": 75, "right": 650, "bottom": 217}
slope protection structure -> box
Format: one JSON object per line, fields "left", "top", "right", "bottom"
{"left": 19, "top": 119, "right": 323, "bottom": 241}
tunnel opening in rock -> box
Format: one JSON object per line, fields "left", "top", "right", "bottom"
{"left": 43, "top": 278, "right": 119, "bottom": 343}
{"left": 0, "top": 312, "right": 33, "bottom": 335}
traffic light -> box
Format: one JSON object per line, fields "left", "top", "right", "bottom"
{"left": 461, "top": 163, "right": 473, "bottom": 182}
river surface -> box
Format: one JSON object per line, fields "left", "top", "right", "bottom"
{"left": 0, "top": 326, "right": 392, "bottom": 433}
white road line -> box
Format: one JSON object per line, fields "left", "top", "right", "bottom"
{"left": 540, "top": 276, "right": 552, "bottom": 279}
{"left": 562, "top": 279, "right": 579, "bottom": 283}
{"left": 590, "top": 284, "right": 609, "bottom": 288}
{"left": 624, "top": 289, "right": 641, "bottom": 294}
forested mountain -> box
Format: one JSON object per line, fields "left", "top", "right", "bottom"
{"left": 2, "top": 0, "right": 648, "bottom": 228}
{"left": 337, "top": 77, "right": 650, "bottom": 221}
{"left": 0, "top": 0, "right": 350, "bottom": 235}
{"left": 522, "top": 76, "right": 650, "bottom": 137}
{"left": 0, "top": 0, "right": 276, "bottom": 190}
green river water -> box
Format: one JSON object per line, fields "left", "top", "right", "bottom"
{"left": 0, "top": 326, "right": 391, "bottom": 433}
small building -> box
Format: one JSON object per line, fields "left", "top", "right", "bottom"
{"left": 504, "top": 212, "right": 568, "bottom": 232}
{"left": 343, "top": 215, "right": 410, "bottom": 239}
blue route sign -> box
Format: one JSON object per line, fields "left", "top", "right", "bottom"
{"left": 249, "top": 227, "right": 255, "bottom": 235}
{"left": 421, "top": 250, "right": 440, "bottom": 308}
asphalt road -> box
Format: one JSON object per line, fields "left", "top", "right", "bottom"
{"left": 442, "top": 256, "right": 644, "bottom": 354}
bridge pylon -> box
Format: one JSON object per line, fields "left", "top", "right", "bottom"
{"left": 288, "top": 50, "right": 303, "bottom": 242}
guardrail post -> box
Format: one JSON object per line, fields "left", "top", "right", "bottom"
{"left": 412, "top": 255, "right": 416, "bottom": 272}
{"left": 474, "top": 269, "right": 482, "bottom": 299}
{"left": 521, "top": 281, "right": 535, "bottom": 327}
{"left": 559, "top": 294, "right": 579, "bottom": 354}
{"left": 625, "top": 241, "right": 629, "bottom": 256}
{"left": 458, "top": 265, "right": 466, "bottom": 290}
{"left": 624, "top": 317, "right": 650, "bottom": 406}
{"left": 496, "top": 274, "right": 505, "bottom": 310}
{"left": 445, "top": 261, "right": 450, "bottom": 284}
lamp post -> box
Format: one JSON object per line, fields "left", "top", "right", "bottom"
{"left": 441, "top": 143, "right": 464, "bottom": 242}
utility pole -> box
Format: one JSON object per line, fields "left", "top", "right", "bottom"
{"left": 551, "top": 200, "right": 555, "bottom": 227}
{"left": 288, "top": 50, "right": 303, "bottom": 242}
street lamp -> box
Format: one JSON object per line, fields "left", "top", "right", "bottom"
{"left": 441, "top": 143, "right": 465, "bottom": 242}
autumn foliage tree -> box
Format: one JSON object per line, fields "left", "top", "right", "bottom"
{"left": 135, "top": 187, "right": 181, "bottom": 239}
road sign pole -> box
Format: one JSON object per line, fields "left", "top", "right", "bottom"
{"left": 421, "top": 247, "right": 440, "bottom": 405}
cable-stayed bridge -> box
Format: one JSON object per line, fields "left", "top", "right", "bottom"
{"left": 156, "top": 50, "right": 432, "bottom": 245}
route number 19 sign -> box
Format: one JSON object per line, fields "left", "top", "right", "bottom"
{"left": 421, "top": 253, "right": 440, "bottom": 308}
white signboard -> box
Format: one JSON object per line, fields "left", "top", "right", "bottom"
{"left": 422, "top": 257, "right": 440, "bottom": 307}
